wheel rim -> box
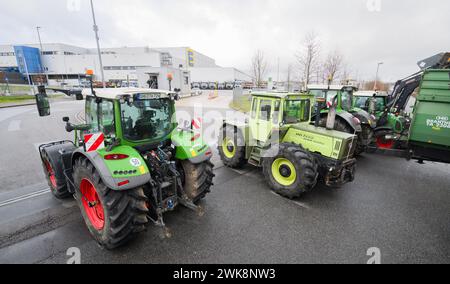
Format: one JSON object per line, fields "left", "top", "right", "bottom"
{"left": 271, "top": 158, "right": 297, "bottom": 186}
{"left": 45, "top": 161, "right": 57, "bottom": 189}
{"left": 222, "top": 137, "right": 236, "bottom": 159}
{"left": 376, "top": 137, "right": 394, "bottom": 149}
{"left": 80, "top": 179, "right": 105, "bottom": 231}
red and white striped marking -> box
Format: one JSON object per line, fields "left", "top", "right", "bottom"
{"left": 191, "top": 117, "right": 203, "bottom": 131}
{"left": 84, "top": 133, "right": 105, "bottom": 152}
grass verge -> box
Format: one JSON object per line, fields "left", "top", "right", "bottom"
{"left": 229, "top": 94, "right": 252, "bottom": 113}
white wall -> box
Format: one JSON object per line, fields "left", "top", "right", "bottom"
{"left": 154, "top": 47, "right": 217, "bottom": 68}
{"left": 136, "top": 67, "right": 191, "bottom": 95}
{"left": 190, "top": 67, "right": 253, "bottom": 82}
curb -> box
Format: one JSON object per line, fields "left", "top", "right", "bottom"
{"left": 0, "top": 102, "right": 36, "bottom": 109}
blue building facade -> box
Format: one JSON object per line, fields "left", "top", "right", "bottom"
{"left": 13, "top": 46, "right": 43, "bottom": 75}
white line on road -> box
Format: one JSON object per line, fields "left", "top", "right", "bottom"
{"left": 0, "top": 189, "right": 50, "bottom": 208}
{"left": 269, "top": 191, "right": 311, "bottom": 210}
{"left": 7, "top": 120, "right": 21, "bottom": 132}
{"left": 292, "top": 201, "right": 311, "bottom": 210}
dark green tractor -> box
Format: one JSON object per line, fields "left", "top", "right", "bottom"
{"left": 308, "top": 85, "right": 377, "bottom": 155}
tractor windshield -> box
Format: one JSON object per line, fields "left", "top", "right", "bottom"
{"left": 120, "top": 97, "right": 173, "bottom": 141}
{"left": 354, "top": 96, "right": 386, "bottom": 111}
{"left": 340, "top": 90, "right": 353, "bottom": 111}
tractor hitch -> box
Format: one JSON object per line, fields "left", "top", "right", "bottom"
{"left": 324, "top": 159, "right": 356, "bottom": 187}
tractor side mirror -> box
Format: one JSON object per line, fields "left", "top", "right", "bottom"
{"left": 35, "top": 92, "right": 50, "bottom": 117}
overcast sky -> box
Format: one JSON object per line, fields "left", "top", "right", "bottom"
{"left": 1, "top": 0, "right": 449, "bottom": 82}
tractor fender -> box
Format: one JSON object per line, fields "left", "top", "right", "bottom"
{"left": 71, "top": 148, "right": 151, "bottom": 191}
{"left": 221, "top": 121, "right": 250, "bottom": 142}
{"left": 39, "top": 141, "right": 77, "bottom": 191}
{"left": 172, "top": 139, "right": 213, "bottom": 165}
{"left": 315, "top": 111, "right": 362, "bottom": 133}
{"left": 373, "top": 126, "right": 394, "bottom": 137}
{"left": 172, "top": 131, "right": 213, "bottom": 165}
{"left": 351, "top": 109, "right": 377, "bottom": 129}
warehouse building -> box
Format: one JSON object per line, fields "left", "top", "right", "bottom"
{"left": 0, "top": 43, "right": 252, "bottom": 93}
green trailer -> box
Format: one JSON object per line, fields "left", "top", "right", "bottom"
{"left": 373, "top": 69, "right": 450, "bottom": 164}
{"left": 407, "top": 69, "right": 450, "bottom": 163}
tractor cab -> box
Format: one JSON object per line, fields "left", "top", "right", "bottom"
{"left": 353, "top": 91, "right": 389, "bottom": 119}
{"left": 82, "top": 88, "right": 179, "bottom": 147}
{"left": 248, "top": 92, "right": 314, "bottom": 144}
{"left": 308, "top": 85, "right": 357, "bottom": 113}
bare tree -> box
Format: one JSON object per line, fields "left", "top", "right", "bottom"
{"left": 252, "top": 50, "right": 268, "bottom": 88}
{"left": 296, "top": 32, "right": 320, "bottom": 87}
{"left": 323, "top": 50, "right": 344, "bottom": 84}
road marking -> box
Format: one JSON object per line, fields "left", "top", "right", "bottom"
{"left": 292, "top": 201, "right": 311, "bottom": 210}
{"left": 0, "top": 189, "right": 50, "bottom": 208}
{"left": 7, "top": 120, "right": 21, "bottom": 132}
{"left": 269, "top": 191, "right": 311, "bottom": 210}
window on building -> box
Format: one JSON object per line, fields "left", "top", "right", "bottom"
{"left": 0, "top": 52, "right": 15, "bottom": 56}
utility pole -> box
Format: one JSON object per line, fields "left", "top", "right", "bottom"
{"left": 36, "top": 26, "right": 49, "bottom": 85}
{"left": 374, "top": 62, "right": 383, "bottom": 90}
{"left": 90, "top": 0, "right": 106, "bottom": 88}
{"left": 277, "top": 57, "right": 280, "bottom": 87}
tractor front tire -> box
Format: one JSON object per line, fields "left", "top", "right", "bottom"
{"left": 263, "top": 143, "right": 318, "bottom": 199}
{"left": 181, "top": 160, "right": 215, "bottom": 203}
{"left": 218, "top": 126, "right": 247, "bottom": 168}
{"left": 73, "top": 157, "right": 149, "bottom": 250}
{"left": 41, "top": 150, "right": 71, "bottom": 199}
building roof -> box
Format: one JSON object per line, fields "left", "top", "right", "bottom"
{"left": 251, "top": 91, "right": 313, "bottom": 99}
{"left": 82, "top": 88, "right": 175, "bottom": 99}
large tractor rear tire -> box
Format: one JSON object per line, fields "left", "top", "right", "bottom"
{"left": 41, "top": 150, "right": 71, "bottom": 199}
{"left": 180, "top": 160, "right": 215, "bottom": 203}
{"left": 218, "top": 126, "right": 247, "bottom": 168}
{"left": 73, "top": 157, "right": 149, "bottom": 250}
{"left": 263, "top": 143, "right": 318, "bottom": 199}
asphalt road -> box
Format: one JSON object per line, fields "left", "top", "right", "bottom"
{"left": 0, "top": 92, "right": 449, "bottom": 264}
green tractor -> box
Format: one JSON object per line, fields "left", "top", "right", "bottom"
{"left": 308, "top": 85, "right": 377, "bottom": 155}
{"left": 353, "top": 91, "right": 388, "bottom": 120}
{"left": 218, "top": 92, "right": 357, "bottom": 199}
{"left": 34, "top": 83, "right": 214, "bottom": 249}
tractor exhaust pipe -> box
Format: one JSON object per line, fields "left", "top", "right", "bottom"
{"left": 368, "top": 93, "right": 377, "bottom": 115}
{"left": 326, "top": 96, "right": 338, "bottom": 130}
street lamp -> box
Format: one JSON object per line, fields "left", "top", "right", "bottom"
{"left": 36, "top": 26, "right": 49, "bottom": 85}
{"left": 90, "top": 0, "right": 106, "bottom": 88}
{"left": 374, "top": 62, "right": 384, "bottom": 90}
